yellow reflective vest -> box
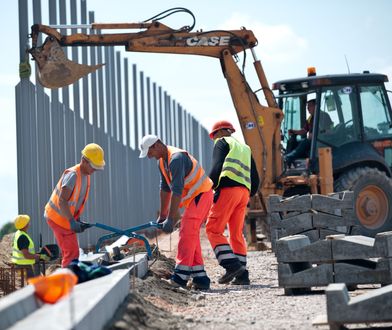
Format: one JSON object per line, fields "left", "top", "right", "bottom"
{"left": 11, "top": 230, "right": 35, "bottom": 265}
{"left": 217, "top": 136, "right": 251, "bottom": 190}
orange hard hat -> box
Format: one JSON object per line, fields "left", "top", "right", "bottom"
{"left": 209, "top": 120, "right": 235, "bottom": 139}
{"left": 28, "top": 269, "right": 78, "bottom": 304}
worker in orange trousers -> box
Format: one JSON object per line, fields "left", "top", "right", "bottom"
{"left": 139, "top": 134, "right": 213, "bottom": 290}
{"left": 206, "top": 121, "right": 260, "bottom": 285}
{"left": 44, "top": 143, "right": 105, "bottom": 268}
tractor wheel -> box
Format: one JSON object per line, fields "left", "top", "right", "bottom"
{"left": 334, "top": 167, "right": 392, "bottom": 237}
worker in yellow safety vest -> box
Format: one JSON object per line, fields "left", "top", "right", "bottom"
{"left": 44, "top": 143, "right": 105, "bottom": 267}
{"left": 206, "top": 120, "right": 260, "bottom": 285}
{"left": 11, "top": 214, "right": 48, "bottom": 278}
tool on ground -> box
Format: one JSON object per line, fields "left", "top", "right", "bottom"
{"left": 91, "top": 221, "right": 163, "bottom": 257}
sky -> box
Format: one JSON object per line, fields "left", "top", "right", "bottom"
{"left": 1, "top": 0, "right": 392, "bottom": 227}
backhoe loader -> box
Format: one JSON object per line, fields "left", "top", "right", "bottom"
{"left": 27, "top": 8, "right": 392, "bottom": 237}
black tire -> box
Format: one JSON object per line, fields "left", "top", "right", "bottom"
{"left": 334, "top": 167, "right": 392, "bottom": 237}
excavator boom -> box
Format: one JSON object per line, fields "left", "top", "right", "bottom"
{"left": 29, "top": 22, "right": 257, "bottom": 88}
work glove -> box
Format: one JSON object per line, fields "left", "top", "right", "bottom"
{"left": 162, "top": 218, "right": 174, "bottom": 233}
{"left": 39, "top": 254, "right": 51, "bottom": 262}
{"left": 69, "top": 218, "right": 83, "bottom": 233}
{"left": 79, "top": 220, "right": 92, "bottom": 232}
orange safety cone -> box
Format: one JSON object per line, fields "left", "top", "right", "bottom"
{"left": 28, "top": 269, "right": 78, "bottom": 304}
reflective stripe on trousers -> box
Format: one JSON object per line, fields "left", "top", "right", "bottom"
{"left": 174, "top": 189, "right": 213, "bottom": 282}
{"left": 206, "top": 186, "right": 249, "bottom": 259}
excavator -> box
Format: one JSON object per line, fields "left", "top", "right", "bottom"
{"left": 27, "top": 8, "right": 392, "bottom": 237}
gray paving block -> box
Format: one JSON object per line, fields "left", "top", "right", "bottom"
{"left": 311, "top": 191, "right": 354, "bottom": 212}
{"left": 79, "top": 252, "right": 109, "bottom": 263}
{"left": 108, "top": 253, "right": 148, "bottom": 278}
{"left": 0, "top": 285, "right": 41, "bottom": 330}
{"left": 374, "top": 231, "right": 392, "bottom": 257}
{"left": 331, "top": 232, "right": 392, "bottom": 259}
{"left": 268, "top": 194, "right": 311, "bottom": 212}
{"left": 334, "top": 258, "right": 392, "bottom": 285}
{"left": 319, "top": 228, "right": 350, "bottom": 240}
{"left": 270, "top": 212, "right": 313, "bottom": 230}
{"left": 326, "top": 283, "right": 392, "bottom": 324}
{"left": 9, "top": 269, "right": 130, "bottom": 330}
{"left": 278, "top": 262, "right": 333, "bottom": 288}
{"left": 330, "top": 235, "right": 377, "bottom": 260}
{"left": 312, "top": 210, "right": 356, "bottom": 227}
{"left": 276, "top": 235, "right": 332, "bottom": 263}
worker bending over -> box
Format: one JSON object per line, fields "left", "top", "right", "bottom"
{"left": 44, "top": 143, "right": 105, "bottom": 267}
{"left": 11, "top": 214, "right": 49, "bottom": 278}
{"left": 139, "top": 134, "right": 213, "bottom": 290}
{"left": 206, "top": 121, "right": 259, "bottom": 285}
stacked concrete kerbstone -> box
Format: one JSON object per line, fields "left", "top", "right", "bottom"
{"left": 276, "top": 232, "right": 392, "bottom": 294}
{"left": 268, "top": 191, "right": 358, "bottom": 250}
{"left": 324, "top": 283, "right": 392, "bottom": 329}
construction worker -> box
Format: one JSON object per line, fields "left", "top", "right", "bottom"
{"left": 11, "top": 214, "right": 49, "bottom": 278}
{"left": 206, "top": 120, "right": 260, "bottom": 285}
{"left": 139, "top": 134, "right": 213, "bottom": 290}
{"left": 44, "top": 143, "right": 105, "bottom": 268}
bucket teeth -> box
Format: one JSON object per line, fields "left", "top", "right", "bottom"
{"left": 29, "top": 36, "right": 104, "bottom": 89}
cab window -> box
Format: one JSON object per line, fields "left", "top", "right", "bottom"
{"left": 360, "top": 85, "right": 392, "bottom": 140}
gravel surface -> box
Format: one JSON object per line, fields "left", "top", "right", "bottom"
{"left": 106, "top": 229, "right": 331, "bottom": 330}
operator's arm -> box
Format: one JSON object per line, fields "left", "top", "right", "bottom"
{"left": 289, "top": 128, "right": 307, "bottom": 136}
{"left": 208, "top": 139, "right": 229, "bottom": 189}
{"left": 250, "top": 156, "right": 260, "bottom": 196}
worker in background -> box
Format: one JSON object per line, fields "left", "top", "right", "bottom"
{"left": 206, "top": 121, "right": 260, "bottom": 285}
{"left": 139, "top": 134, "right": 213, "bottom": 290}
{"left": 285, "top": 99, "right": 333, "bottom": 168}
{"left": 44, "top": 143, "right": 105, "bottom": 268}
{"left": 11, "top": 214, "right": 49, "bottom": 278}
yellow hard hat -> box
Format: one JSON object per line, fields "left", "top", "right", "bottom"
{"left": 15, "top": 214, "right": 30, "bottom": 230}
{"left": 81, "top": 143, "right": 105, "bottom": 170}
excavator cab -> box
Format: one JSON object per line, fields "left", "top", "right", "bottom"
{"left": 274, "top": 71, "right": 392, "bottom": 236}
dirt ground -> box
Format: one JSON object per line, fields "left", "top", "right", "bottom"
{"left": 2, "top": 230, "right": 390, "bottom": 329}
{"left": 104, "top": 228, "right": 331, "bottom": 330}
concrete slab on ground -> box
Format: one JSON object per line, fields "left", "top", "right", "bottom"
{"left": 325, "top": 283, "right": 392, "bottom": 327}
{"left": 8, "top": 269, "right": 130, "bottom": 330}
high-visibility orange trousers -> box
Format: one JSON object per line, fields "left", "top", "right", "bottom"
{"left": 176, "top": 189, "right": 213, "bottom": 272}
{"left": 47, "top": 219, "right": 79, "bottom": 268}
{"left": 206, "top": 186, "right": 249, "bottom": 256}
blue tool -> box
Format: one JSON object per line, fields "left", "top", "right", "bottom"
{"left": 90, "top": 221, "right": 163, "bottom": 257}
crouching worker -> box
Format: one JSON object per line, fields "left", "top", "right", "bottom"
{"left": 11, "top": 214, "right": 49, "bottom": 279}
{"left": 139, "top": 135, "right": 213, "bottom": 290}
{"left": 44, "top": 143, "right": 105, "bottom": 268}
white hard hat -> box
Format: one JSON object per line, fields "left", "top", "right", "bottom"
{"left": 139, "top": 134, "right": 159, "bottom": 158}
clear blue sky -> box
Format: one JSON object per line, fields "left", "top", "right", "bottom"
{"left": 1, "top": 0, "right": 391, "bottom": 227}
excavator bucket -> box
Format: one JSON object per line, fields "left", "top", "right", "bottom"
{"left": 29, "top": 36, "right": 104, "bottom": 89}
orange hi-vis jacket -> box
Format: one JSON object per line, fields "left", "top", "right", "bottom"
{"left": 45, "top": 164, "right": 90, "bottom": 230}
{"left": 159, "top": 146, "right": 213, "bottom": 208}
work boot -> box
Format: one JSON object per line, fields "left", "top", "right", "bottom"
{"left": 192, "top": 276, "right": 211, "bottom": 290}
{"left": 218, "top": 265, "right": 245, "bottom": 284}
{"left": 232, "top": 269, "right": 250, "bottom": 285}
{"left": 167, "top": 274, "right": 188, "bottom": 288}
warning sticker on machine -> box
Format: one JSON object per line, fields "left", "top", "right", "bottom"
{"left": 245, "top": 122, "right": 255, "bottom": 129}
{"left": 342, "top": 86, "right": 352, "bottom": 94}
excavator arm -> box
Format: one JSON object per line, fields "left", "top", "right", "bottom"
{"left": 28, "top": 15, "right": 284, "bottom": 205}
